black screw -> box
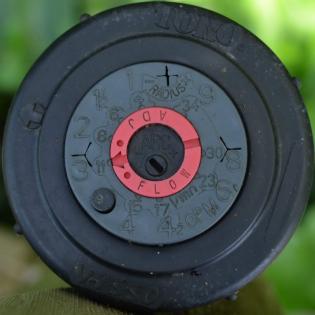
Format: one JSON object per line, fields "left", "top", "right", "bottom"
{"left": 145, "top": 155, "right": 168, "bottom": 177}
{"left": 91, "top": 188, "right": 116, "bottom": 213}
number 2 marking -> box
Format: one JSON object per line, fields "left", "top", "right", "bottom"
{"left": 74, "top": 116, "right": 90, "bottom": 139}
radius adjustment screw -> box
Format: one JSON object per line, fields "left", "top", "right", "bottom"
{"left": 145, "top": 154, "right": 168, "bottom": 177}
{"left": 91, "top": 188, "right": 116, "bottom": 213}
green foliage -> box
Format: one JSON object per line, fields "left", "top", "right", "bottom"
{"left": 0, "top": 0, "right": 80, "bottom": 91}
{"left": 266, "top": 209, "right": 315, "bottom": 311}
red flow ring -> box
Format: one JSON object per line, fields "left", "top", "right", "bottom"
{"left": 110, "top": 107, "right": 202, "bottom": 198}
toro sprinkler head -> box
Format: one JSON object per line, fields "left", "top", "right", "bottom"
{"left": 3, "top": 2, "right": 313, "bottom": 312}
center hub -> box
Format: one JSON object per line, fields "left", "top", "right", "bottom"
{"left": 128, "top": 124, "right": 185, "bottom": 181}
{"left": 110, "top": 107, "right": 201, "bottom": 198}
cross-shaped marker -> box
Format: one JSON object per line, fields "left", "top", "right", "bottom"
{"left": 157, "top": 65, "right": 179, "bottom": 87}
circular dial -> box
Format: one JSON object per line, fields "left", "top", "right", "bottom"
{"left": 65, "top": 62, "right": 248, "bottom": 245}
{"left": 110, "top": 107, "right": 202, "bottom": 198}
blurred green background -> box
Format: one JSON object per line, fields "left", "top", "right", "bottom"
{"left": 0, "top": 0, "right": 314, "bottom": 314}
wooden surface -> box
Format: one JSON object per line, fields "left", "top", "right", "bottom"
{"left": 0, "top": 278, "right": 283, "bottom": 315}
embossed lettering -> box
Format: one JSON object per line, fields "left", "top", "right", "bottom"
{"left": 143, "top": 111, "right": 151, "bottom": 122}
{"left": 155, "top": 6, "right": 235, "bottom": 46}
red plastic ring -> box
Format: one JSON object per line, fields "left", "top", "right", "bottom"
{"left": 110, "top": 107, "right": 201, "bottom": 198}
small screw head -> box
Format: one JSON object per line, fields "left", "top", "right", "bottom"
{"left": 91, "top": 188, "right": 116, "bottom": 213}
{"left": 145, "top": 154, "right": 168, "bottom": 177}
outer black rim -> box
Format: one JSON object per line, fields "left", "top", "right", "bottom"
{"left": 3, "top": 2, "right": 314, "bottom": 311}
